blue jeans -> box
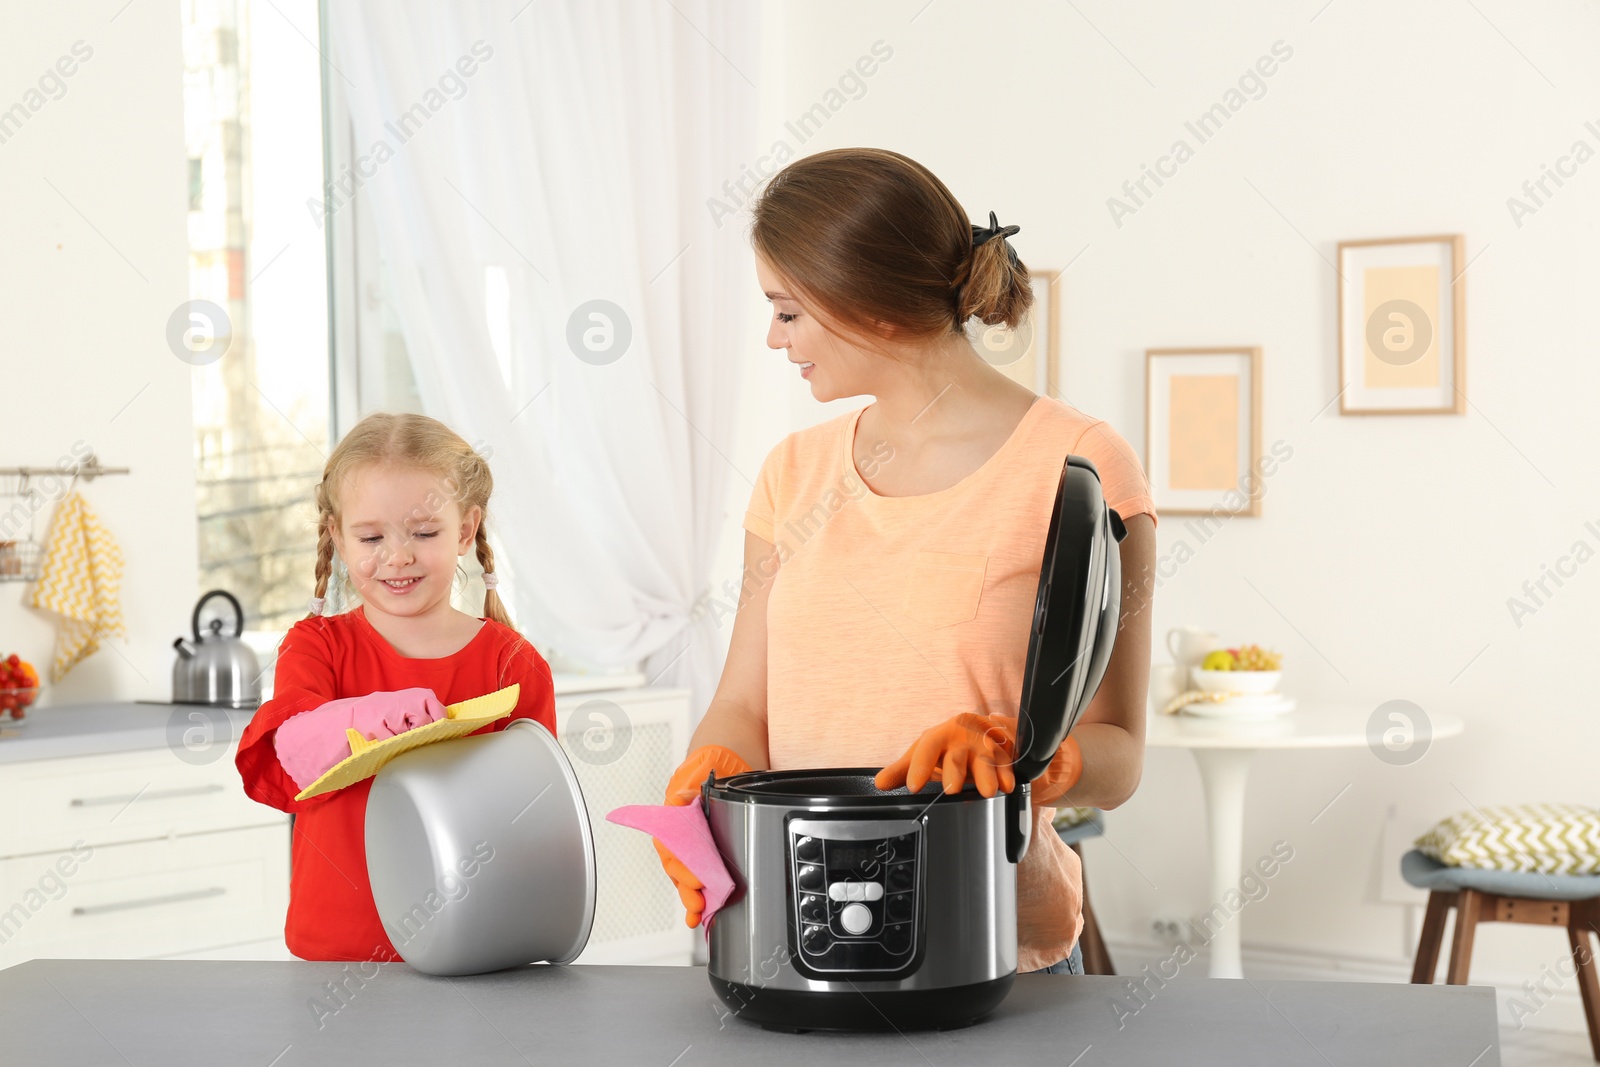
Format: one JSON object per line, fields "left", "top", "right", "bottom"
{"left": 1028, "top": 940, "right": 1083, "bottom": 974}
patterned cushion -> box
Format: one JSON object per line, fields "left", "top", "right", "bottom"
{"left": 1415, "top": 803, "right": 1600, "bottom": 875}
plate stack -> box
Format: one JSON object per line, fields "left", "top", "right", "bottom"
{"left": 1180, "top": 668, "right": 1295, "bottom": 719}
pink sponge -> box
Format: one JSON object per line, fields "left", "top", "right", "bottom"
{"left": 606, "top": 802, "right": 735, "bottom": 936}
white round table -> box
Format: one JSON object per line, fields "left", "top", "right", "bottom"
{"left": 1145, "top": 704, "right": 1464, "bottom": 978}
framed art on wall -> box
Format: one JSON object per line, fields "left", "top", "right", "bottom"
{"left": 968, "top": 270, "right": 1059, "bottom": 396}
{"left": 1336, "top": 234, "right": 1465, "bottom": 415}
{"left": 1145, "top": 347, "right": 1263, "bottom": 517}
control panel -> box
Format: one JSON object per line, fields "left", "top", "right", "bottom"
{"left": 787, "top": 817, "right": 921, "bottom": 974}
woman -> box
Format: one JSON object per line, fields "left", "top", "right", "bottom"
{"left": 658, "top": 148, "right": 1158, "bottom": 976}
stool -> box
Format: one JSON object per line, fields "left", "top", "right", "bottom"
{"left": 1055, "top": 810, "right": 1115, "bottom": 976}
{"left": 1402, "top": 849, "right": 1600, "bottom": 1060}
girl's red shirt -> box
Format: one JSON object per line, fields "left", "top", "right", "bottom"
{"left": 235, "top": 606, "right": 556, "bottom": 962}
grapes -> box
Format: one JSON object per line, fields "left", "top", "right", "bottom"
{"left": 1233, "top": 644, "right": 1282, "bottom": 671}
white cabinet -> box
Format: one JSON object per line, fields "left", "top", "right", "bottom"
{"left": 554, "top": 687, "right": 695, "bottom": 967}
{"left": 0, "top": 745, "right": 289, "bottom": 969}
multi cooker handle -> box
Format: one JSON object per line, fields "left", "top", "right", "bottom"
{"left": 698, "top": 769, "right": 717, "bottom": 818}
{"left": 1005, "top": 782, "right": 1033, "bottom": 864}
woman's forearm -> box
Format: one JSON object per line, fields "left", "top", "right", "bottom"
{"left": 1051, "top": 720, "right": 1144, "bottom": 810}
{"left": 687, "top": 697, "right": 772, "bottom": 771}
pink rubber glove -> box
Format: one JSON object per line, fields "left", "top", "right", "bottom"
{"left": 273, "top": 688, "right": 447, "bottom": 791}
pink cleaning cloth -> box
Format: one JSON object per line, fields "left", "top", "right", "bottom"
{"left": 607, "top": 802, "right": 735, "bottom": 937}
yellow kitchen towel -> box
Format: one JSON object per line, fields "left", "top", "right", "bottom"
{"left": 25, "top": 492, "right": 127, "bottom": 682}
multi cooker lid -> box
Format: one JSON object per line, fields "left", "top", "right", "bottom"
{"left": 1011, "top": 456, "right": 1127, "bottom": 785}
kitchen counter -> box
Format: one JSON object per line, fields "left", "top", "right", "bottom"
{"left": 0, "top": 672, "right": 648, "bottom": 765}
{"left": 0, "top": 959, "right": 1499, "bottom": 1065}
{"left": 0, "top": 702, "right": 257, "bottom": 765}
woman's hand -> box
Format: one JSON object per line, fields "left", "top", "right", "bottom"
{"left": 273, "top": 688, "right": 446, "bottom": 791}
{"left": 874, "top": 713, "right": 1086, "bottom": 803}
{"left": 874, "top": 712, "right": 1017, "bottom": 798}
{"left": 656, "top": 745, "right": 751, "bottom": 927}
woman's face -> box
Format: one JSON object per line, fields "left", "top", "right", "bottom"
{"left": 757, "top": 254, "right": 885, "bottom": 403}
{"left": 331, "top": 463, "right": 480, "bottom": 620}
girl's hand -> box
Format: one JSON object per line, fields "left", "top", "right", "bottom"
{"left": 273, "top": 688, "right": 447, "bottom": 791}
{"left": 874, "top": 712, "right": 1017, "bottom": 798}
{"left": 350, "top": 687, "right": 448, "bottom": 737}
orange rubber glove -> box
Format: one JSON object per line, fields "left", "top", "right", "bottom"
{"left": 874, "top": 713, "right": 1085, "bottom": 804}
{"left": 874, "top": 712, "right": 1017, "bottom": 798}
{"left": 654, "top": 744, "right": 751, "bottom": 927}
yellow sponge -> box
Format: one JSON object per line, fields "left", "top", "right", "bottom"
{"left": 293, "top": 684, "right": 521, "bottom": 802}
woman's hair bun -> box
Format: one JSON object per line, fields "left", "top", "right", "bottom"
{"left": 954, "top": 230, "right": 1032, "bottom": 330}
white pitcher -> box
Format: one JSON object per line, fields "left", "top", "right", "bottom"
{"left": 1165, "top": 625, "right": 1221, "bottom": 686}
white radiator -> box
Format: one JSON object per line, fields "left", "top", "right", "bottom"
{"left": 554, "top": 687, "right": 694, "bottom": 966}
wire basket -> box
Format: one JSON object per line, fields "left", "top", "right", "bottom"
{"left": 0, "top": 540, "right": 42, "bottom": 582}
{"left": 0, "top": 472, "right": 47, "bottom": 582}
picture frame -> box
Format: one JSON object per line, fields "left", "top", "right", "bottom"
{"left": 1336, "top": 234, "right": 1466, "bottom": 415}
{"left": 1145, "top": 347, "right": 1263, "bottom": 517}
{"left": 968, "top": 270, "right": 1059, "bottom": 396}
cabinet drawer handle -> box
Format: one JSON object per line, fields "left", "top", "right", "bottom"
{"left": 72, "top": 886, "right": 227, "bottom": 917}
{"left": 70, "top": 784, "right": 226, "bottom": 808}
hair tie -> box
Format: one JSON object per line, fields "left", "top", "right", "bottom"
{"left": 308, "top": 596, "right": 326, "bottom": 615}
{"left": 971, "top": 210, "right": 1020, "bottom": 248}
{"left": 971, "top": 210, "right": 1022, "bottom": 270}
{"left": 482, "top": 572, "right": 499, "bottom": 590}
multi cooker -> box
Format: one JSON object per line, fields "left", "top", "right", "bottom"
{"left": 703, "top": 455, "right": 1127, "bottom": 1032}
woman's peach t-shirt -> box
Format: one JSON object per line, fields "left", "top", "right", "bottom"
{"left": 743, "top": 395, "right": 1158, "bottom": 973}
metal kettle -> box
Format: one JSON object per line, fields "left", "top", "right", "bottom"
{"left": 172, "top": 590, "right": 261, "bottom": 707}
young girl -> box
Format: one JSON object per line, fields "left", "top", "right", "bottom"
{"left": 236, "top": 412, "right": 556, "bottom": 963}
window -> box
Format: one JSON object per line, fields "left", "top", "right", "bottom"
{"left": 181, "top": 0, "right": 330, "bottom": 631}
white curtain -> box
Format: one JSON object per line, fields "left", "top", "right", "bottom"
{"left": 327, "top": 1, "right": 760, "bottom": 715}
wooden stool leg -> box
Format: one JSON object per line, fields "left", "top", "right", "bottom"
{"left": 1566, "top": 917, "right": 1600, "bottom": 1062}
{"left": 1445, "top": 888, "right": 1481, "bottom": 985}
{"left": 1411, "top": 891, "right": 1453, "bottom": 984}
{"left": 1070, "top": 842, "right": 1115, "bottom": 976}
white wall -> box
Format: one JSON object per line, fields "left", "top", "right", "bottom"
{"left": 721, "top": 0, "right": 1600, "bottom": 1011}
{"left": 0, "top": 1, "right": 196, "bottom": 703}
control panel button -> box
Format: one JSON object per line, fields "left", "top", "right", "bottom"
{"left": 800, "top": 894, "right": 826, "bottom": 924}
{"left": 794, "top": 836, "right": 822, "bottom": 863}
{"left": 887, "top": 862, "right": 914, "bottom": 892}
{"left": 826, "top": 881, "right": 885, "bottom": 902}
{"left": 883, "top": 922, "right": 912, "bottom": 955}
{"left": 839, "top": 902, "right": 873, "bottom": 936}
{"left": 802, "top": 923, "right": 830, "bottom": 954}
{"left": 885, "top": 892, "right": 913, "bottom": 923}
{"left": 798, "top": 864, "right": 823, "bottom": 891}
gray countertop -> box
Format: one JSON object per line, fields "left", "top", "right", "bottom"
{"left": 0, "top": 675, "right": 659, "bottom": 765}
{"left": 0, "top": 702, "right": 256, "bottom": 765}
{"left": 0, "top": 959, "right": 1500, "bottom": 1066}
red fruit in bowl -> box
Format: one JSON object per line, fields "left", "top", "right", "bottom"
{"left": 4, "top": 654, "right": 17, "bottom": 668}
{"left": 11, "top": 706, "right": 25, "bottom": 720}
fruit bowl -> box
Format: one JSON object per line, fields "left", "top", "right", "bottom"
{"left": 1193, "top": 668, "right": 1282, "bottom": 694}
{"left": 0, "top": 687, "right": 40, "bottom": 724}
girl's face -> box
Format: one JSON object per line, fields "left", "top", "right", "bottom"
{"left": 331, "top": 463, "right": 480, "bottom": 620}
{"left": 757, "top": 254, "right": 887, "bottom": 403}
